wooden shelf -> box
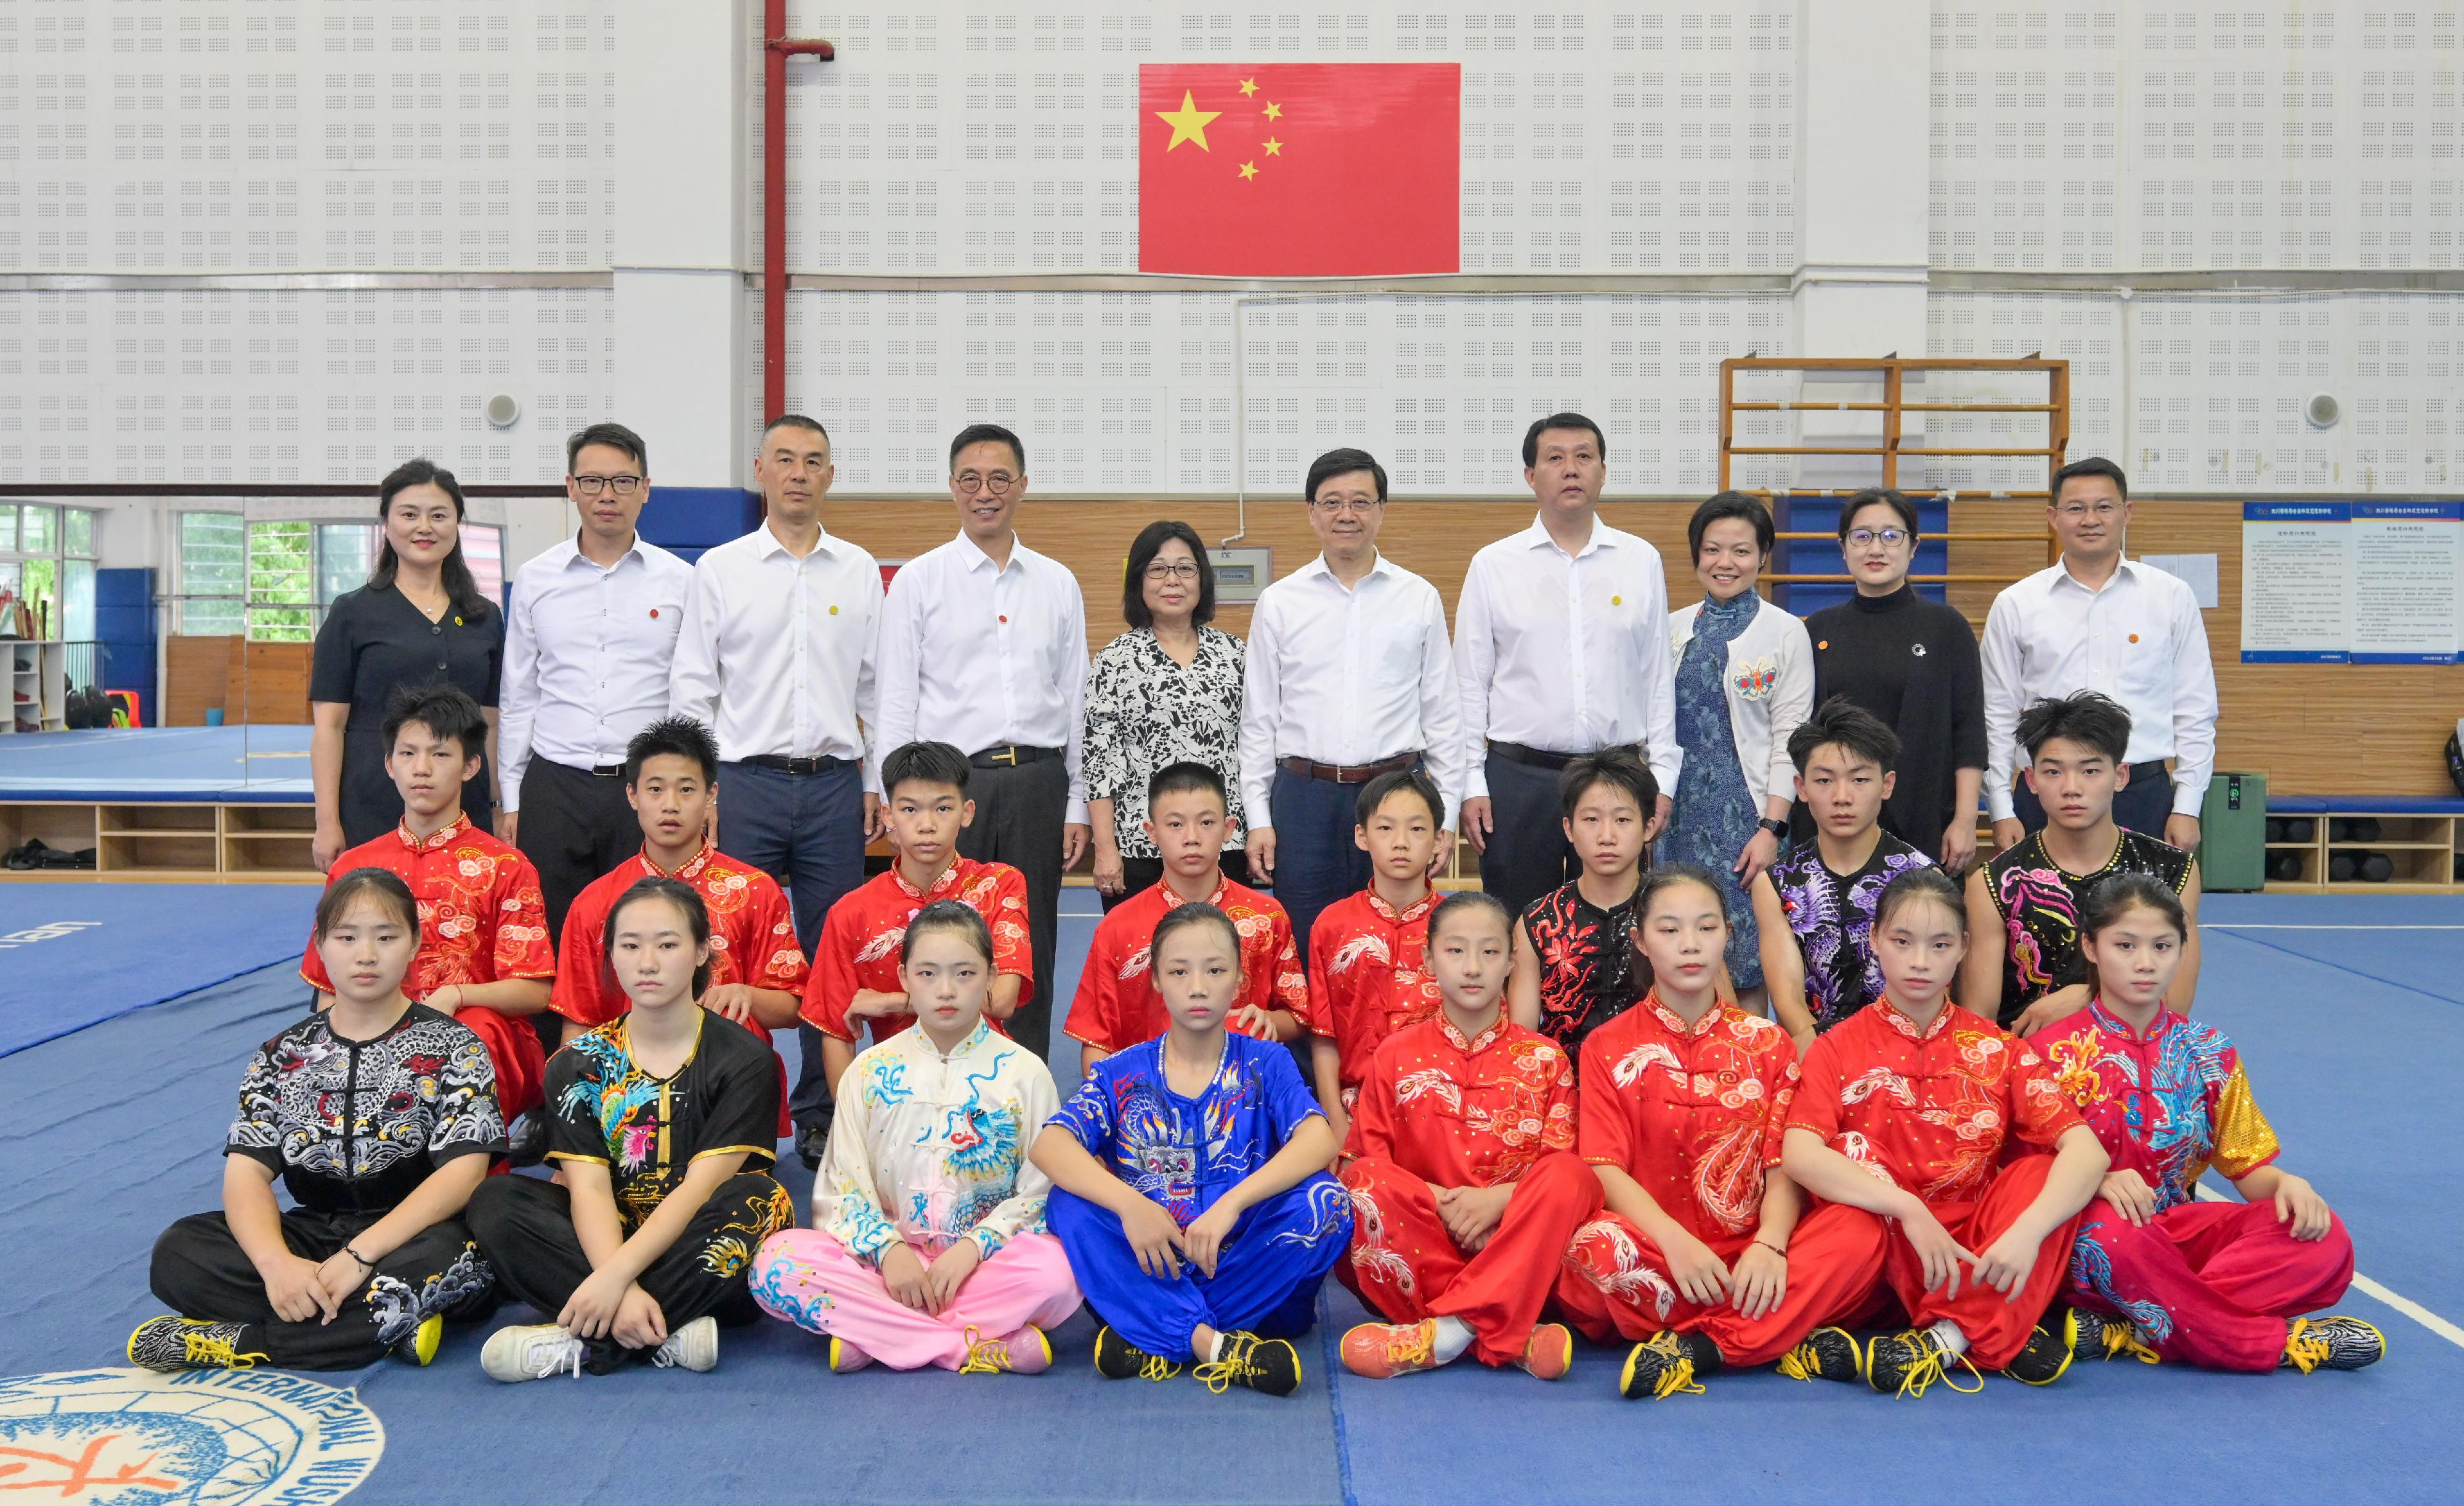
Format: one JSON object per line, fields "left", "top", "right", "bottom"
{"left": 2263, "top": 806, "right": 2464, "bottom": 893}
{"left": 0, "top": 798, "right": 322, "bottom": 883}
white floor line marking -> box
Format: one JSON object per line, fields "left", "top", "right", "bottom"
{"left": 2194, "top": 1186, "right": 2464, "bottom": 1350}
{"left": 2202, "top": 924, "right": 2464, "bottom": 931}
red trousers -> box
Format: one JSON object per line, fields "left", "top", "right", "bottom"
{"left": 2064, "top": 1196, "right": 2354, "bottom": 1372}
{"left": 454, "top": 1005, "right": 546, "bottom": 1123}
{"left": 1337, "top": 1151, "right": 1602, "bottom": 1367}
{"left": 1849, "top": 1152, "right": 2083, "bottom": 1370}
{"left": 1558, "top": 1202, "right": 1889, "bottom": 1367}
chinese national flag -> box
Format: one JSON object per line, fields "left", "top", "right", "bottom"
{"left": 1139, "top": 63, "right": 1460, "bottom": 277}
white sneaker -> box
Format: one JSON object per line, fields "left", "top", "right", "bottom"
{"left": 482, "top": 1322, "right": 587, "bottom": 1383}
{"left": 653, "top": 1316, "right": 719, "bottom": 1373}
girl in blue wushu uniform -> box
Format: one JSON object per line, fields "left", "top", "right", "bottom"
{"left": 1031, "top": 901, "right": 1352, "bottom": 1397}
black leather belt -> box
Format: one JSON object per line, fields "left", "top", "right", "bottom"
{"left": 971, "top": 745, "right": 1060, "bottom": 767}
{"left": 590, "top": 763, "right": 626, "bottom": 778}
{"left": 740, "top": 754, "right": 852, "bottom": 775}
{"left": 1488, "top": 739, "right": 1641, "bottom": 772}
{"left": 1279, "top": 751, "right": 1420, "bottom": 784}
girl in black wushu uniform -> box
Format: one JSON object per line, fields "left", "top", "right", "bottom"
{"left": 134, "top": 867, "right": 503, "bottom": 1371}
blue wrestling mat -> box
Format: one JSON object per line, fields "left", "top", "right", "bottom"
{"left": 0, "top": 725, "right": 314, "bottom": 800}
{"left": 1, "top": 894, "right": 2457, "bottom": 1506}
{"left": 0, "top": 881, "right": 316, "bottom": 1056}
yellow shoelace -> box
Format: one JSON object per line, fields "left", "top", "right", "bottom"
{"left": 2102, "top": 1322, "right": 2162, "bottom": 1366}
{"left": 1892, "top": 1335, "right": 1985, "bottom": 1398}
{"left": 1379, "top": 1323, "right": 1437, "bottom": 1371}
{"left": 1194, "top": 1332, "right": 1265, "bottom": 1395}
{"left": 1777, "top": 1334, "right": 1845, "bottom": 1383}
{"left": 1137, "top": 1353, "right": 1183, "bottom": 1382}
{"left": 1639, "top": 1335, "right": 1704, "bottom": 1399}
{"left": 957, "top": 1325, "right": 1011, "bottom": 1375}
{"left": 2282, "top": 1319, "right": 2332, "bottom": 1374}
{"left": 184, "top": 1331, "right": 269, "bottom": 1369}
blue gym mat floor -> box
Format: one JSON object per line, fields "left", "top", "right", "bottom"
{"left": 0, "top": 724, "right": 314, "bottom": 800}
{"left": 1, "top": 885, "right": 2455, "bottom": 1505}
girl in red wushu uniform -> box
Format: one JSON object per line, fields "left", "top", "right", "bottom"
{"left": 1558, "top": 865, "right": 1888, "bottom": 1401}
{"left": 1305, "top": 769, "right": 1449, "bottom": 1146}
{"left": 1336, "top": 891, "right": 1599, "bottom": 1382}
{"left": 2040, "top": 874, "right": 2381, "bottom": 1375}
{"left": 1780, "top": 866, "right": 2109, "bottom": 1398}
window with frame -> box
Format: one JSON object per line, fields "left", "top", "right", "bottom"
{"left": 177, "top": 512, "right": 503, "bottom": 641}
{"left": 0, "top": 502, "right": 99, "bottom": 642}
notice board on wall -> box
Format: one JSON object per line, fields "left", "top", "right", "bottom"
{"left": 2241, "top": 501, "right": 2462, "bottom": 666}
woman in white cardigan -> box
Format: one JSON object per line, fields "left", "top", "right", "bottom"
{"left": 1656, "top": 492, "right": 1815, "bottom": 1011}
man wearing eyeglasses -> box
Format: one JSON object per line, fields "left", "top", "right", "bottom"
{"left": 498, "top": 421, "right": 692, "bottom": 947}
{"left": 1980, "top": 455, "right": 2218, "bottom": 852}
{"left": 873, "top": 421, "right": 1091, "bottom": 1064}
{"left": 1237, "top": 447, "right": 1463, "bottom": 961}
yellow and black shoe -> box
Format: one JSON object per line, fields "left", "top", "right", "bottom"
{"left": 397, "top": 1313, "right": 445, "bottom": 1367}
{"left": 2001, "top": 1308, "right": 2078, "bottom": 1386}
{"left": 1194, "top": 1331, "right": 1303, "bottom": 1398}
{"left": 2071, "top": 1307, "right": 2160, "bottom": 1366}
{"left": 1617, "top": 1330, "right": 1719, "bottom": 1401}
{"left": 2282, "top": 1316, "right": 2386, "bottom": 1374}
{"left": 1777, "top": 1326, "right": 1864, "bottom": 1384}
{"left": 1092, "top": 1324, "right": 1181, "bottom": 1382}
{"left": 128, "top": 1317, "right": 269, "bottom": 1373}
{"left": 1865, "top": 1327, "right": 1984, "bottom": 1399}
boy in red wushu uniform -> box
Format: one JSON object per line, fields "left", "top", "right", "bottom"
{"left": 806, "top": 741, "right": 1033, "bottom": 1094}
{"left": 2039, "top": 873, "right": 2380, "bottom": 1375}
{"left": 1781, "top": 866, "right": 2109, "bottom": 1398}
{"left": 1064, "top": 761, "right": 1304, "bottom": 1078}
{"left": 1306, "top": 769, "right": 1448, "bottom": 1144}
{"left": 551, "top": 716, "right": 808, "bottom": 1131}
{"left": 301, "top": 684, "right": 554, "bottom": 1132}
{"left": 1336, "top": 891, "right": 1597, "bottom": 1382}
{"left": 1558, "top": 867, "right": 1886, "bottom": 1401}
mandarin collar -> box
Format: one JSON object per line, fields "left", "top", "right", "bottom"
{"left": 1876, "top": 994, "right": 1955, "bottom": 1042}
{"left": 1438, "top": 1011, "right": 1511, "bottom": 1055}
{"left": 395, "top": 814, "right": 472, "bottom": 852}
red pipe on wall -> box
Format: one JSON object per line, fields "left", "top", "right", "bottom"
{"left": 764, "top": 2, "right": 833, "bottom": 426}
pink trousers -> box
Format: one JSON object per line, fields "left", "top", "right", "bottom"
{"left": 750, "top": 1228, "right": 1083, "bottom": 1371}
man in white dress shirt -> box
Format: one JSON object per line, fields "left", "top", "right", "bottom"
{"left": 498, "top": 421, "right": 691, "bottom": 949}
{"left": 669, "top": 413, "right": 883, "bottom": 1160}
{"left": 1982, "top": 455, "right": 2218, "bottom": 852}
{"left": 1239, "top": 447, "right": 1462, "bottom": 961}
{"left": 1454, "top": 413, "right": 1680, "bottom": 927}
{"left": 873, "top": 422, "right": 1090, "bottom": 1063}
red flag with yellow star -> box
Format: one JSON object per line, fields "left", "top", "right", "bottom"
{"left": 1138, "top": 63, "right": 1460, "bottom": 277}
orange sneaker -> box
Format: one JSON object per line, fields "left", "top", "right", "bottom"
{"left": 1518, "top": 1322, "right": 1575, "bottom": 1381}
{"left": 1340, "top": 1319, "right": 1445, "bottom": 1378}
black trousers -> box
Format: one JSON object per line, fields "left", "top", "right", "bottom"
{"left": 464, "top": 1171, "right": 788, "bottom": 1372}
{"left": 2011, "top": 759, "right": 2176, "bottom": 841}
{"left": 517, "top": 756, "right": 641, "bottom": 949}
{"left": 150, "top": 1206, "right": 496, "bottom": 1370}
{"left": 1476, "top": 751, "right": 1583, "bottom": 928}
{"left": 957, "top": 756, "right": 1068, "bottom": 1062}
{"left": 1099, "top": 850, "right": 1253, "bottom": 913}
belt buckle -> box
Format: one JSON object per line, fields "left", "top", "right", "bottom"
{"left": 990, "top": 746, "right": 1018, "bottom": 766}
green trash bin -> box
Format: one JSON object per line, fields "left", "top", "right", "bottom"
{"left": 2199, "top": 771, "right": 2266, "bottom": 892}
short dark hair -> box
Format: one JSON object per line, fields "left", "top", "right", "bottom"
{"left": 902, "top": 898, "right": 994, "bottom": 968}
{"left": 1152, "top": 900, "right": 1241, "bottom": 961}
{"left": 1522, "top": 411, "right": 1608, "bottom": 469}
{"left": 1688, "top": 489, "right": 1775, "bottom": 561}
{"left": 1558, "top": 746, "right": 1659, "bottom": 821}
{"left": 1838, "top": 487, "right": 1920, "bottom": 543}
{"left": 1356, "top": 767, "right": 1443, "bottom": 828}
{"left": 1873, "top": 865, "right": 1967, "bottom": 937}
{"left": 1305, "top": 447, "right": 1389, "bottom": 504}
{"left": 1148, "top": 759, "right": 1228, "bottom": 812}
{"left": 381, "top": 682, "right": 487, "bottom": 758}
{"left": 2016, "top": 690, "right": 2133, "bottom": 764}
{"left": 565, "top": 421, "right": 647, "bottom": 476}
{"left": 2082, "top": 872, "right": 2187, "bottom": 943}
{"left": 949, "top": 421, "right": 1026, "bottom": 472}
{"left": 883, "top": 740, "right": 972, "bottom": 798}
{"left": 315, "top": 866, "right": 419, "bottom": 938}
{"left": 2051, "top": 455, "right": 2129, "bottom": 504}
{"left": 1787, "top": 695, "right": 1903, "bottom": 774}
{"left": 625, "top": 715, "right": 719, "bottom": 787}
{"left": 605, "top": 876, "right": 715, "bottom": 997}
{"left": 1122, "top": 519, "right": 1217, "bottom": 630}
{"left": 1427, "top": 889, "right": 1512, "bottom": 944}
{"left": 761, "top": 413, "right": 830, "bottom": 450}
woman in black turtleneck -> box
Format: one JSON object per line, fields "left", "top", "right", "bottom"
{"left": 1800, "top": 488, "right": 1986, "bottom": 872}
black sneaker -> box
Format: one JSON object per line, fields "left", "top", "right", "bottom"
{"left": 1866, "top": 1328, "right": 1983, "bottom": 1398}
{"left": 2001, "top": 1308, "right": 2078, "bottom": 1386}
{"left": 128, "top": 1317, "right": 269, "bottom": 1372}
{"left": 506, "top": 1111, "right": 548, "bottom": 1168}
{"left": 1092, "top": 1324, "right": 1181, "bottom": 1382}
{"left": 1777, "top": 1326, "right": 1864, "bottom": 1384}
{"left": 1193, "top": 1331, "right": 1303, "bottom": 1398}
{"left": 796, "top": 1119, "right": 833, "bottom": 1173}
{"left": 2071, "top": 1306, "right": 2160, "bottom": 1365}
{"left": 1618, "top": 1330, "right": 1720, "bottom": 1401}
{"left": 2283, "top": 1316, "right": 2385, "bottom": 1373}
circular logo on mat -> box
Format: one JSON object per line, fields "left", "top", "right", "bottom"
{"left": 0, "top": 1369, "right": 384, "bottom": 1505}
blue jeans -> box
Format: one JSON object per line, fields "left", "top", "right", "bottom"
{"left": 1266, "top": 765, "right": 1383, "bottom": 966}
{"left": 717, "top": 759, "right": 865, "bottom": 1135}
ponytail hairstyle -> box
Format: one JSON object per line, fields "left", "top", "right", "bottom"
{"left": 1427, "top": 889, "right": 1513, "bottom": 947}
{"left": 372, "top": 457, "right": 491, "bottom": 622}
{"left": 902, "top": 898, "right": 995, "bottom": 968}
{"left": 1151, "top": 901, "right": 1241, "bottom": 963}
{"left": 1872, "top": 865, "right": 1968, "bottom": 937}
{"left": 1626, "top": 862, "right": 1730, "bottom": 997}
{"left": 604, "top": 876, "right": 715, "bottom": 997}
{"left": 314, "top": 866, "right": 419, "bottom": 939}
{"left": 2080, "top": 872, "right": 2187, "bottom": 944}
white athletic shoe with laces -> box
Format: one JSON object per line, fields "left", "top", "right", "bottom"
{"left": 482, "top": 1322, "right": 588, "bottom": 1383}
{"left": 653, "top": 1316, "right": 719, "bottom": 1372}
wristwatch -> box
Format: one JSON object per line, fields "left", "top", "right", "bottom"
{"left": 1757, "top": 817, "right": 1791, "bottom": 840}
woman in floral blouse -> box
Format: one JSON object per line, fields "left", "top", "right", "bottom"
{"left": 1082, "top": 520, "right": 1249, "bottom": 910}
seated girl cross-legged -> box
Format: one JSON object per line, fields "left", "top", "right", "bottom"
{"left": 750, "top": 901, "right": 1082, "bottom": 1374}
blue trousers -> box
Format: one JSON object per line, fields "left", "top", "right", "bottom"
{"left": 718, "top": 759, "right": 866, "bottom": 1135}
{"left": 1048, "top": 1175, "right": 1352, "bottom": 1361}
{"left": 1266, "top": 765, "right": 1383, "bottom": 966}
